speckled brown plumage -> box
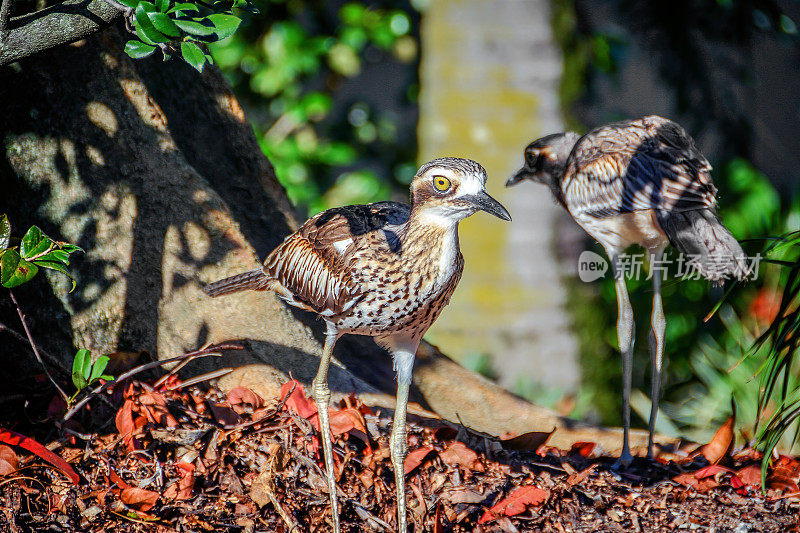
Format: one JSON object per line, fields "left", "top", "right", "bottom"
{"left": 203, "top": 201, "right": 464, "bottom": 340}
{"left": 204, "top": 157, "right": 510, "bottom": 533}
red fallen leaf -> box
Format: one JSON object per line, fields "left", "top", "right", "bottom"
{"left": 499, "top": 429, "right": 554, "bottom": 452}
{"left": 737, "top": 464, "right": 762, "bottom": 488}
{"left": 120, "top": 486, "right": 159, "bottom": 511}
{"left": 108, "top": 468, "right": 132, "bottom": 490}
{"left": 209, "top": 402, "right": 244, "bottom": 427}
{"left": 730, "top": 473, "right": 748, "bottom": 495}
{"left": 673, "top": 465, "right": 733, "bottom": 492}
{"left": 694, "top": 465, "right": 734, "bottom": 479}
{"left": 227, "top": 387, "right": 265, "bottom": 414}
{"left": 280, "top": 380, "right": 318, "bottom": 420}
{"left": 329, "top": 407, "right": 366, "bottom": 436}
{"left": 569, "top": 441, "right": 597, "bottom": 458}
{"left": 164, "top": 462, "right": 195, "bottom": 501}
{"left": 0, "top": 445, "right": 20, "bottom": 476}
{"left": 478, "top": 485, "right": 549, "bottom": 524}
{"left": 139, "top": 391, "right": 178, "bottom": 428}
{"left": 768, "top": 455, "right": 800, "bottom": 493}
{"left": 403, "top": 445, "right": 435, "bottom": 475}
{"left": 0, "top": 428, "right": 79, "bottom": 485}
{"left": 115, "top": 400, "right": 136, "bottom": 436}
{"left": 439, "top": 441, "right": 482, "bottom": 471}
{"left": 696, "top": 413, "right": 735, "bottom": 465}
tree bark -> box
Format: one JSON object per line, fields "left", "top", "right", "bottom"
{"left": 0, "top": 25, "right": 674, "bottom": 452}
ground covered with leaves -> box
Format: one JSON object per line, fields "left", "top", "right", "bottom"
{"left": 1, "top": 362, "right": 799, "bottom": 532}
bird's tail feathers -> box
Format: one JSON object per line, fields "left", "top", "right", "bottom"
{"left": 203, "top": 269, "right": 271, "bottom": 297}
{"left": 657, "top": 208, "right": 750, "bottom": 283}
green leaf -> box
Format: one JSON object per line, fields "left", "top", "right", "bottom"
{"left": 125, "top": 39, "right": 158, "bottom": 59}
{"left": 149, "top": 12, "right": 181, "bottom": 38}
{"left": 36, "top": 249, "right": 71, "bottom": 265}
{"left": 167, "top": 2, "right": 198, "bottom": 13}
{"left": 155, "top": 0, "right": 169, "bottom": 12}
{"left": 173, "top": 18, "right": 215, "bottom": 36}
{"left": 0, "top": 249, "right": 38, "bottom": 288}
{"left": 0, "top": 215, "right": 9, "bottom": 251}
{"left": 81, "top": 350, "right": 93, "bottom": 381}
{"left": 207, "top": 13, "right": 241, "bottom": 40}
{"left": 89, "top": 355, "right": 110, "bottom": 383}
{"left": 20, "top": 225, "right": 54, "bottom": 260}
{"left": 181, "top": 41, "right": 207, "bottom": 71}
{"left": 72, "top": 349, "right": 90, "bottom": 390}
{"left": 135, "top": 4, "right": 170, "bottom": 44}
{"left": 58, "top": 243, "right": 83, "bottom": 254}
{"left": 33, "top": 260, "right": 77, "bottom": 292}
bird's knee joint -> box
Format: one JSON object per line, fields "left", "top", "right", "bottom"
{"left": 312, "top": 381, "right": 331, "bottom": 403}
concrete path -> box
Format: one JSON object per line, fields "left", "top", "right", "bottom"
{"left": 418, "top": 0, "right": 579, "bottom": 395}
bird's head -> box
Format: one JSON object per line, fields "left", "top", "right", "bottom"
{"left": 410, "top": 157, "right": 511, "bottom": 225}
{"left": 506, "top": 132, "right": 581, "bottom": 188}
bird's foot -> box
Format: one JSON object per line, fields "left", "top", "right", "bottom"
{"left": 611, "top": 451, "right": 634, "bottom": 472}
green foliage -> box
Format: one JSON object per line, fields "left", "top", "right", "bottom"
{"left": 209, "top": 1, "right": 419, "bottom": 214}
{"left": 0, "top": 215, "right": 83, "bottom": 291}
{"left": 117, "top": 0, "right": 251, "bottom": 71}
{"left": 71, "top": 349, "right": 114, "bottom": 399}
{"left": 751, "top": 229, "right": 800, "bottom": 484}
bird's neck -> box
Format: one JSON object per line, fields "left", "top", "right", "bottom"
{"left": 547, "top": 171, "right": 568, "bottom": 209}
{"left": 400, "top": 208, "right": 462, "bottom": 287}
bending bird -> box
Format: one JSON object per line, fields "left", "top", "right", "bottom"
{"left": 204, "top": 157, "right": 511, "bottom": 531}
{"left": 507, "top": 116, "right": 748, "bottom": 466}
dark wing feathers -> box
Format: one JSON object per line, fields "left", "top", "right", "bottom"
{"left": 563, "top": 116, "right": 717, "bottom": 218}
{"left": 264, "top": 202, "right": 410, "bottom": 316}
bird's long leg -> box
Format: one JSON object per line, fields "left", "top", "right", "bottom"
{"left": 312, "top": 327, "right": 341, "bottom": 533}
{"left": 647, "top": 248, "right": 666, "bottom": 458}
{"left": 610, "top": 252, "right": 635, "bottom": 468}
{"left": 388, "top": 337, "right": 418, "bottom": 533}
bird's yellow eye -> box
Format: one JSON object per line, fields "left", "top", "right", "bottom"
{"left": 433, "top": 176, "right": 451, "bottom": 192}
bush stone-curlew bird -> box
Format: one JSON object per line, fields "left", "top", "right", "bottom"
{"left": 204, "top": 157, "right": 510, "bottom": 531}
{"left": 507, "top": 115, "right": 748, "bottom": 466}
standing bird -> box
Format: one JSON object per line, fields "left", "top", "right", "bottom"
{"left": 204, "top": 158, "right": 510, "bottom": 531}
{"left": 507, "top": 116, "right": 748, "bottom": 466}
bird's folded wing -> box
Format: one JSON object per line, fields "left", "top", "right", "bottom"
{"left": 563, "top": 116, "right": 717, "bottom": 219}
{"left": 263, "top": 207, "right": 363, "bottom": 315}
{"left": 264, "top": 202, "right": 411, "bottom": 316}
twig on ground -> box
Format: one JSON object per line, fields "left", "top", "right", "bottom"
{"left": 8, "top": 289, "right": 68, "bottom": 401}
{"left": 168, "top": 367, "right": 234, "bottom": 390}
{"left": 152, "top": 342, "right": 242, "bottom": 389}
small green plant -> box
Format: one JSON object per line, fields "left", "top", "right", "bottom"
{"left": 0, "top": 215, "right": 83, "bottom": 291}
{"left": 115, "top": 0, "right": 253, "bottom": 71}
{"left": 1, "top": 214, "right": 85, "bottom": 401}
{"left": 70, "top": 349, "right": 114, "bottom": 402}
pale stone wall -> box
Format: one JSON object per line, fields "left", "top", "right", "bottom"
{"left": 418, "top": 0, "right": 579, "bottom": 394}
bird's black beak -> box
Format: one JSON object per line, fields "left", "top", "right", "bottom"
{"left": 505, "top": 167, "right": 528, "bottom": 187}
{"left": 465, "top": 190, "right": 512, "bottom": 221}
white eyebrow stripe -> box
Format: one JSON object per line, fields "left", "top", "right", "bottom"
{"left": 455, "top": 177, "right": 484, "bottom": 196}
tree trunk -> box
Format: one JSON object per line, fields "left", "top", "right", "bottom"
{"left": 0, "top": 25, "right": 672, "bottom": 452}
